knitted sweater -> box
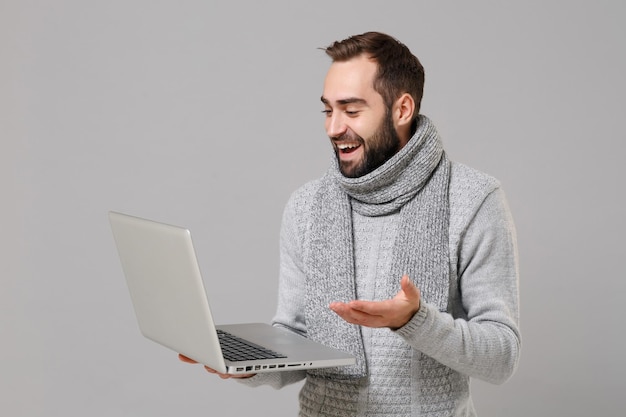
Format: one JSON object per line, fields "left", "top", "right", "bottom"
{"left": 241, "top": 161, "right": 521, "bottom": 416}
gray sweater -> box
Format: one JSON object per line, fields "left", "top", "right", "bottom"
{"left": 241, "top": 161, "right": 521, "bottom": 416}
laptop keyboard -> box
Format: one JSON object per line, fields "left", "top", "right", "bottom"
{"left": 217, "top": 329, "right": 287, "bottom": 362}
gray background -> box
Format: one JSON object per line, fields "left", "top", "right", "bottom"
{"left": 2, "top": 1, "right": 624, "bottom": 416}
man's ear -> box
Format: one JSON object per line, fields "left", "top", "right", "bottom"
{"left": 394, "top": 93, "right": 416, "bottom": 127}
{"left": 393, "top": 93, "right": 416, "bottom": 143}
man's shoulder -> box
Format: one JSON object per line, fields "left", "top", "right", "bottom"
{"left": 290, "top": 177, "right": 324, "bottom": 202}
{"left": 283, "top": 177, "right": 325, "bottom": 219}
{"left": 449, "top": 160, "right": 503, "bottom": 230}
{"left": 449, "top": 161, "right": 500, "bottom": 195}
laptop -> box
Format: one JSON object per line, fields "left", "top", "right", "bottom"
{"left": 108, "top": 211, "right": 355, "bottom": 375}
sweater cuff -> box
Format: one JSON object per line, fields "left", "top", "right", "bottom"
{"left": 394, "top": 301, "right": 428, "bottom": 337}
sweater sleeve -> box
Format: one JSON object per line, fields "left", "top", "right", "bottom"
{"left": 395, "top": 186, "right": 521, "bottom": 384}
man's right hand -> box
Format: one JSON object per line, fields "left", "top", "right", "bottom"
{"left": 178, "top": 354, "right": 256, "bottom": 379}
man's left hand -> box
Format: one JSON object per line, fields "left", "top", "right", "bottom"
{"left": 329, "top": 274, "right": 421, "bottom": 330}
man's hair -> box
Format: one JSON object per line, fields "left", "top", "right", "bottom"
{"left": 324, "top": 32, "right": 425, "bottom": 119}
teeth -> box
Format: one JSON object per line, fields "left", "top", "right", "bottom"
{"left": 337, "top": 143, "right": 358, "bottom": 150}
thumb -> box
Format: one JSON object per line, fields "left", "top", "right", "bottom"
{"left": 400, "top": 274, "right": 420, "bottom": 300}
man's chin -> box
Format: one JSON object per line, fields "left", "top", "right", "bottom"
{"left": 339, "top": 161, "right": 364, "bottom": 178}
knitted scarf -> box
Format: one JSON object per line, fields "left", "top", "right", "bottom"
{"left": 303, "top": 115, "right": 451, "bottom": 379}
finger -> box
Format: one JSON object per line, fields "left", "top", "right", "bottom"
{"left": 330, "top": 302, "right": 387, "bottom": 327}
{"left": 332, "top": 299, "right": 394, "bottom": 320}
{"left": 330, "top": 302, "right": 375, "bottom": 320}
{"left": 345, "top": 299, "right": 392, "bottom": 316}
{"left": 205, "top": 366, "right": 256, "bottom": 379}
{"left": 204, "top": 366, "right": 231, "bottom": 379}
{"left": 204, "top": 365, "right": 231, "bottom": 379}
{"left": 400, "top": 275, "right": 420, "bottom": 300}
{"left": 178, "top": 354, "right": 198, "bottom": 364}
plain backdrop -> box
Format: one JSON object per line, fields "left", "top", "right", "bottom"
{"left": 2, "top": 1, "right": 625, "bottom": 416}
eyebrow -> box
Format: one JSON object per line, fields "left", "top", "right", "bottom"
{"left": 320, "top": 96, "right": 368, "bottom": 106}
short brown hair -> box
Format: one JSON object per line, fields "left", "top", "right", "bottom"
{"left": 324, "top": 32, "right": 425, "bottom": 119}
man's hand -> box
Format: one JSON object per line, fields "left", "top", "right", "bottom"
{"left": 329, "top": 274, "right": 421, "bottom": 330}
{"left": 178, "top": 354, "right": 256, "bottom": 379}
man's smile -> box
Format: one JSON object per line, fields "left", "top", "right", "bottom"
{"left": 336, "top": 142, "right": 361, "bottom": 154}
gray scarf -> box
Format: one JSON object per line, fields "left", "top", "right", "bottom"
{"left": 303, "top": 115, "right": 451, "bottom": 379}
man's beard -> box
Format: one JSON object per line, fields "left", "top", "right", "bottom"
{"left": 335, "top": 110, "right": 402, "bottom": 178}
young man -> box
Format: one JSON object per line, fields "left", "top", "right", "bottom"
{"left": 181, "top": 32, "right": 521, "bottom": 417}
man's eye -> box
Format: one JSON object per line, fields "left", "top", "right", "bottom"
{"left": 321, "top": 109, "right": 332, "bottom": 116}
{"left": 345, "top": 110, "right": 360, "bottom": 116}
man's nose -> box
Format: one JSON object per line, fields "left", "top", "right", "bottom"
{"left": 326, "top": 113, "right": 347, "bottom": 139}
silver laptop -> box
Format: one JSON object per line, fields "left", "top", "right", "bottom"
{"left": 108, "top": 211, "right": 355, "bottom": 375}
